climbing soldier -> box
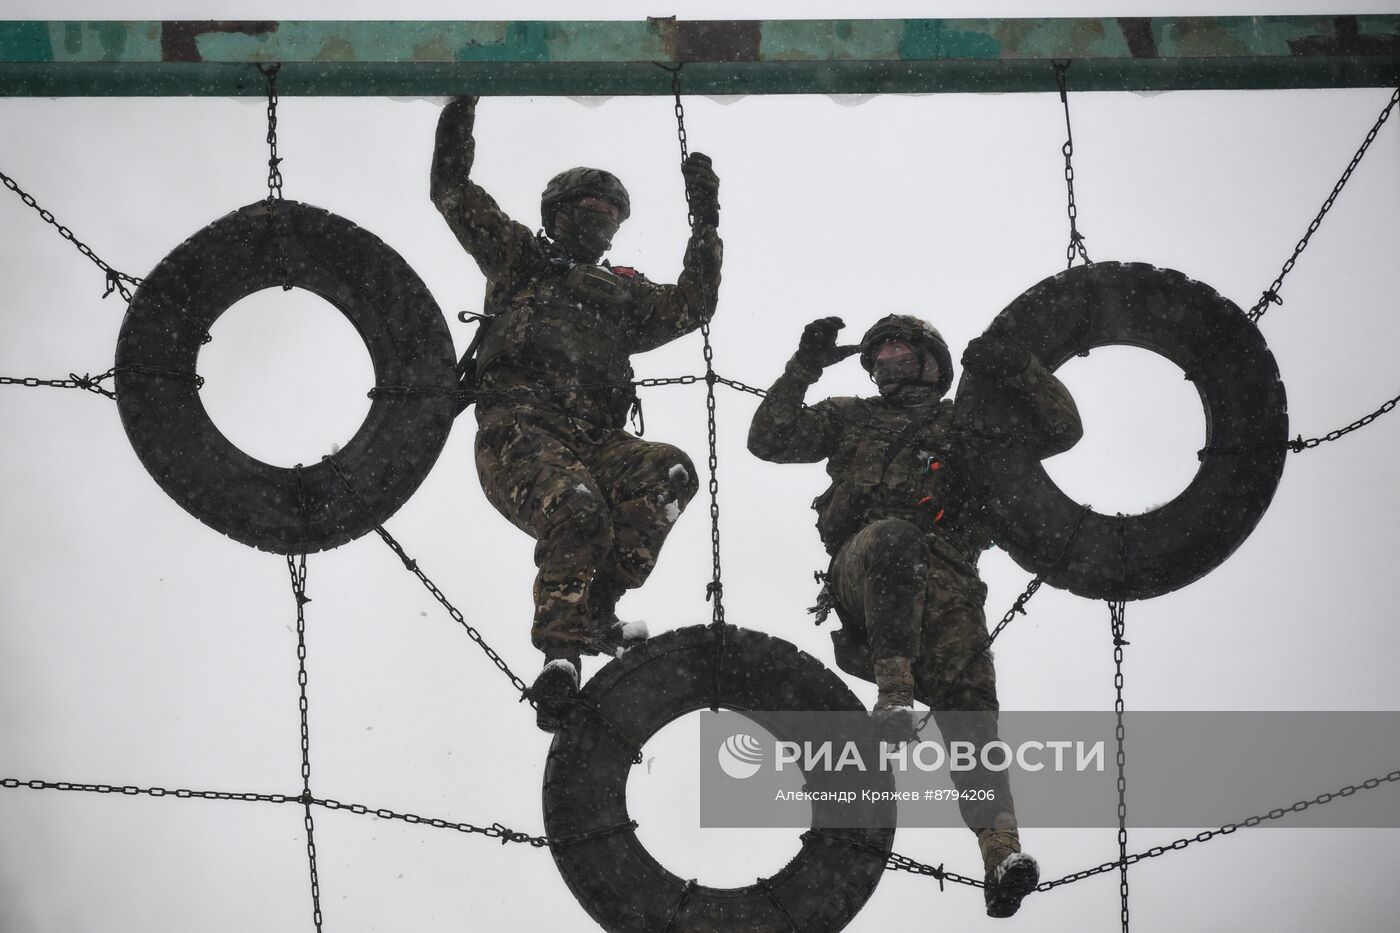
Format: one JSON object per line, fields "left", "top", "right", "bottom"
{"left": 747, "top": 314, "right": 1081, "bottom": 917}
{"left": 431, "top": 96, "right": 723, "bottom": 733}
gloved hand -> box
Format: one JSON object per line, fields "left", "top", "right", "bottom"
{"left": 432, "top": 96, "right": 480, "bottom": 187}
{"left": 962, "top": 329, "right": 1029, "bottom": 379}
{"left": 796, "top": 317, "right": 861, "bottom": 370}
{"left": 682, "top": 152, "right": 720, "bottom": 227}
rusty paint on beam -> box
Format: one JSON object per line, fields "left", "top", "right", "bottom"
{"left": 0, "top": 16, "right": 1395, "bottom": 96}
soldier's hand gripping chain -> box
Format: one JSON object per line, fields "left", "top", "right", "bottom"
{"left": 795, "top": 316, "right": 862, "bottom": 371}
{"left": 681, "top": 152, "right": 721, "bottom": 227}
{"left": 961, "top": 323, "right": 1029, "bottom": 380}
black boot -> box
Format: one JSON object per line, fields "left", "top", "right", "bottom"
{"left": 530, "top": 657, "right": 580, "bottom": 733}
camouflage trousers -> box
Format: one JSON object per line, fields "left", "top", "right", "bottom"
{"left": 829, "top": 517, "right": 1018, "bottom": 852}
{"left": 475, "top": 405, "right": 698, "bottom": 659}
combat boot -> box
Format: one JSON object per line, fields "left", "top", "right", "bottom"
{"left": 871, "top": 657, "right": 919, "bottom": 743}
{"left": 979, "top": 813, "right": 1038, "bottom": 918}
{"left": 582, "top": 574, "right": 649, "bottom": 658}
{"left": 530, "top": 656, "right": 580, "bottom": 734}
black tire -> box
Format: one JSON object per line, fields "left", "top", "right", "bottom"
{"left": 542, "top": 625, "right": 896, "bottom": 933}
{"left": 953, "top": 262, "right": 1288, "bottom": 600}
{"left": 115, "top": 200, "right": 457, "bottom": 554}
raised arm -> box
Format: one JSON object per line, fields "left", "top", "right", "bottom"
{"left": 747, "top": 318, "right": 855, "bottom": 463}
{"left": 430, "top": 96, "right": 540, "bottom": 280}
{"left": 629, "top": 153, "right": 724, "bottom": 351}
{"left": 961, "top": 326, "right": 1083, "bottom": 457}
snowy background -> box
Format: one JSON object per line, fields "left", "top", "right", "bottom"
{"left": 3, "top": 1, "right": 1399, "bottom": 931}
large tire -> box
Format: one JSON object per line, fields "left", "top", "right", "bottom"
{"left": 115, "top": 200, "right": 457, "bottom": 554}
{"left": 542, "top": 625, "right": 896, "bottom": 933}
{"left": 954, "top": 262, "right": 1288, "bottom": 600}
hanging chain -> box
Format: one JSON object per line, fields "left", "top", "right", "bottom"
{"left": 1037, "top": 767, "right": 1400, "bottom": 892}
{"left": 259, "top": 63, "right": 286, "bottom": 203}
{"left": 1290, "top": 389, "right": 1400, "bottom": 450}
{"left": 665, "top": 63, "right": 726, "bottom": 627}
{"left": 0, "top": 168, "right": 142, "bottom": 301}
{"left": 885, "top": 851, "right": 985, "bottom": 889}
{"left": 1248, "top": 86, "right": 1399, "bottom": 323}
{"left": 323, "top": 457, "right": 534, "bottom": 705}
{"left": 1109, "top": 599, "right": 1130, "bottom": 931}
{"left": 0, "top": 368, "right": 117, "bottom": 399}
{"left": 312, "top": 796, "right": 549, "bottom": 846}
{"left": 285, "top": 546, "right": 324, "bottom": 932}
{"left": 1054, "top": 61, "right": 1092, "bottom": 269}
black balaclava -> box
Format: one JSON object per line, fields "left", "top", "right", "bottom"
{"left": 551, "top": 203, "right": 620, "bottom": 264}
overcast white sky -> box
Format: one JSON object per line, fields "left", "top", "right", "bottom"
{"left": 2, "top": 2, "right": 1399, "bottom": 931}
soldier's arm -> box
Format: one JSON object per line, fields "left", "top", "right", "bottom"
{"left": 1011, "top": 355, "right": 1084, "bottom": 457}
{"left": 430, "top": 96, "right": 540, "bottom": 280}
{"left": 747, "top": 355, "right": 841, "bottom": 464}
{"left": 628, "top": 224, "right": 723, "bottom": 352}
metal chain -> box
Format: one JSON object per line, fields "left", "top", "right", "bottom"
{"left": 1247, "top": 86, "right": 1400, "bottom": 324}
{"left": 1109, "top": 599, "right": 1130, "bottom": 931}
{"left": 0, "top": 777, "right": 297, "bottom": 804}
{"left": 0, "top": 168, "right": 142, "bottom": 301}
{"left": 885, "top": 851, "right": 985, "bottom": 889}
{"left": 915, "top": 575, "right": 1044, "bottom": 732}
{"left": 323, "top": 457, "right": 534, "bottom": 705}
{"left": 285, "top": 549, "right": 324, "bottom": 932}
{"left": 0, "top": 368, "right": 117, "bottom": 399}
{"left": 368, "top": 374, "right": 703, "bottom": 404}
{"left": 665, "top": 63, "right": 726, "bottom": 627}
{"left": 1054, "top": 61, "right": 1092, "bottom": 269}
{"left": 312, "top": 796, "right": 549, "bottom": 847}
{"left": 1290, "top": 390, "right": 1400, "bottom": 450}
{"left": 259, "top": 63, "right": 285, "bottom": 203}
{"left": 1036, "top": 767, "right": 1400, "bottom": 892}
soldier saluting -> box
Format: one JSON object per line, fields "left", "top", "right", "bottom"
{"left": 747, "top": 314, "right": 1081, "bottom": 918}
{"left": 432, "top": 96, "right": 722, "bottom": 732}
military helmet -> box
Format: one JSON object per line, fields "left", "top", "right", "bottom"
{"left": 540, "top": 167, "right": 632, "bottom": 235}
{"left": 858, "top": 314, "right": 955, "bottom": 396}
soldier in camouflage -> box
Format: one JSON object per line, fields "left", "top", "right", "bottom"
{"left": 432, "top": 96, "right": 722, "bottom": 732}
{"left": 747, "top": 313, "right": 1081, "bottom": 918}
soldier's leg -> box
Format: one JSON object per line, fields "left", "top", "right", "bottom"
{"left": 474, "top": 415, "right": 615, "bottom": 660}
{"left": 914, "top": 562, "right": 1036, "bottom": 916}
{"left": 586, "top": 433, "right": 699, "bottom": 612}
{"left": 831, "top": 519, "right": 928, "bottom": 712}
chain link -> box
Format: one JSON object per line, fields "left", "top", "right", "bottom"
{"left": 258, "top": 64, "right": 285, "bottom": 203}
{"left": 1290, "top": 390, "right": 1400, "bottom": 450}
{"left": 0, "top": 777, "right": 296, "bottom": 803}
{"left": 0, "top": 368, "right": 117, "bottom": 399}
{"left": 0, "top": 168, "right": 143, "bottom": 301}
{"left": 663, "top": 63, "right": 727, "bottom": 627}
{"left": 312, "top": 796, "right": 549, "bottom": 847}
{"left": 1108, "top": 599, "right": 1130, "bottom": 930}
{"left": 885, "top": 851, "right": 986, "bottom": 889}
{"left": 1248, "top": 86, "right": 1399, "bottom": 324}
{"left": 324, "top": 457, "right": 534, "bottom": 705}
{"left": 284, "top": 547, "right": 324, "bottom": 932}
{"left": 1053, "top": 61, "right": 1092, "bottom": 269}
{"left": 1037, "top": 767, "right": 1400, "bottom": 892}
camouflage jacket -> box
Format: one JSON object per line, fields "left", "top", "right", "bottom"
{"left": 431, "top": 104, "right": 721, "bottom": 430}
{"left": 747, "top": 353, "right": 1082, "bottom": 567}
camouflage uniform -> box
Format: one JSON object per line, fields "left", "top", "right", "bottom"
{"left": 747, "top": 338, "right": 1081, "bottom": 873}
{"left": 433, "top": 98, "right": 719, "bottom": 660}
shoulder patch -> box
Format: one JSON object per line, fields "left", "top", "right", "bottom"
{"left": 610, "top": 265, "right": 639, "bottom": 279}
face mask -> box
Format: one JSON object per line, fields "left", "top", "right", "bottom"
{"left": 552, "top": 204, "right": 620, "bottom": 263}
{"left": 873, "top": 342, "right": 924, "bottom": 395}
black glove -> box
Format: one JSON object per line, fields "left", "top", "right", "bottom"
{"left": 962, "top": 331, "right": 1029, "bottom": 379}
{"left": 433, "top": 96, "right": 480, "bottom": 183}
{"left": 682, "top": 152, "right": 720, "bottom": 227}
{"left": 796, "top": 317, "right": 861, "bottom": 370}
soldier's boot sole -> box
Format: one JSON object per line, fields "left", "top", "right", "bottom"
{"left": 984, "top": 852, "right": 1039, "bottom": 919}
{"left": 531, "top": 659, "right": 580, "bottom": 733}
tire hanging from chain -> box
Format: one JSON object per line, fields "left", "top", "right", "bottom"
{"left": 542, "top": 626, "right": 895, "bottom": 933}
{"left": 953, "top": 262, "right": 1289, "bottom": 600}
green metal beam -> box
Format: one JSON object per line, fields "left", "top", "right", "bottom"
{"left": 0, "top": 17, "right": 1396, "bottom": 97}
